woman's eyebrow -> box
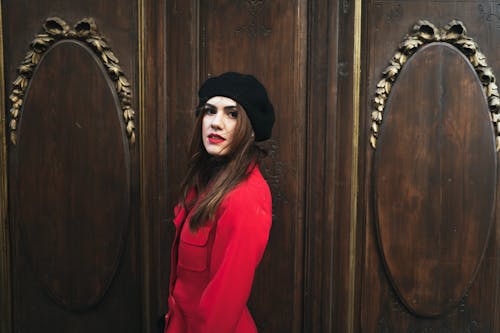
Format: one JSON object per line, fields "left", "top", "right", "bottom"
{"left": 205, "top": 103, "right": 237, "bottom": 110}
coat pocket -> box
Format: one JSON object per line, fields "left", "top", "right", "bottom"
{"left": 178, "top": 225, "right": 211, "bottom": 272}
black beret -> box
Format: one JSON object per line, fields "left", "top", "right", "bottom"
{"left": 197, "top": 72, "right": 275, "bottom": 141}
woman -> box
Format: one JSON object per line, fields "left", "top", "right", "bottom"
{"left": 164, "top": 72, "right": 275, "bottom": 333}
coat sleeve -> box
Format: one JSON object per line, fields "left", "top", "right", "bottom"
{"left": 188, "top": 187, "right": 272, "bottom": 333}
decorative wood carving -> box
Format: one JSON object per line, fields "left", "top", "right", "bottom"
{"left": 479, "top": 4, "right": 500, "bottom": 29}
{"left": 376, "top": 288, "right": 481, "bottom": 332}
{"left": 8, "top": 17, "right": 136, "bottom": 146}
{"left": 370, "top": 20, "right": 500, "bottom": 151}
{"left": 259, "top": 139, "right": 288, "bottom": 208}
{"left": 236, "top": 0, "right": 271, "bottom": 38}
{"left": 373, "top": 41, "right": 496, "bottom": 317}
{"left": 14, "top": 37, "right": 132, "bottom": 310}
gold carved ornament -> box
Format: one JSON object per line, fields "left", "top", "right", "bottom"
{"left": 8, "top": 17, "right": 136, "bottom": 145}
{"left": 370, "top": 20, "right": 500, "bottom": 151}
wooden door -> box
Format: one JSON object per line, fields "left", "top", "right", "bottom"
{"left": 358, "top": 1, "right": 500, "bottom": 332}
{"left": 0, "top": 1, "right": 149, "bottom": 332}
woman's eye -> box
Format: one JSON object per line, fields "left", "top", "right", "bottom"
{"left": 204, "top": 107, "right": 216, "bottom": 115}
{"left": 228, "top": 111, "right": 238, "bottom": 119}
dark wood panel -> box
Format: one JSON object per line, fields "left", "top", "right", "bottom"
{"left": 375, "top": 42, "right": 495, "bottom": 317}
{"left": 303, "top": 0, "right": 340, "bottom": 332}
{"left": 142, "top": 0, "right": 169, "bottom": 331}
{"left": 303, "top": 0, "right": 364, "bottom": 332}
{"left": 16, "top": 40, "right": 130, "bottom": 310}
{"left": 3, "top": 1, "right": 142, "bottom": 332}
{"left": 362, "top": 1, "right": 500, "bottom": 331}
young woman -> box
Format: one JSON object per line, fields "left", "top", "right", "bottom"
{"left": 164, "top": 72, "right": 275, "bottom": 333}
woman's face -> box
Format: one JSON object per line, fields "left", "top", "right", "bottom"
{"left": 202, "top": 96, "right": 240, "bottom": 156}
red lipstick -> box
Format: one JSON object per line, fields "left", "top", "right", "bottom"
{"left": 208, "top": 133, "right": 225, "bottom": 144}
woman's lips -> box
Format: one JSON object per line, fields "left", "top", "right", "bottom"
{"left": 208, "top": 133, "right": 225, "bottom": 144}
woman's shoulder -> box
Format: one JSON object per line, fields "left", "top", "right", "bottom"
{"left": 216, "top": 165, "right": 272, "bottom": 221}
{"left": 213, "top": 166, "right": 272, "bottom": 238}
{"left": 227, "top": 166, "right": 271, "bottom": 204}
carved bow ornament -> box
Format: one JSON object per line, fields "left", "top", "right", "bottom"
{"left": 8, "top": 17, "right": 136, "bottom": 145}
{"left": 370, "top": 20, "right": 500, "bottom": 151}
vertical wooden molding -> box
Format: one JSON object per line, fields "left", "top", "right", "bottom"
{"left": 295, "top": 1, "right": 308, "bottom": 332}
{"left": 138, "top": 0, "right": 149, "bottom": 331}
{"left": 198, "top": 0, "right": 207, "bottom": 82}
{"left": 192, "top": 0, "right": 200, "bottom": 108}
{"left": 0, "top": 0, "right": 12, "bottom": 331}
{"left": 348, "top": 0, "right": 362, "bottom": 332}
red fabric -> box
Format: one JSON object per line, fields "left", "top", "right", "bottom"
{"left": 165, "top": 166, "right": 272, "bottom": 333}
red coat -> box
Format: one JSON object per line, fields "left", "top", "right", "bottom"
{"left": 164, "top": 165, "right": 272, "bottom": 333}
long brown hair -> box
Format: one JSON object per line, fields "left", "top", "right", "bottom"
{"left": 179, "top": 103, "right": 266, "bottom": 231}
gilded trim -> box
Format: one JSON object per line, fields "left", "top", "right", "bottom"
{"left": 137, "top": 0, "right": 150, "bottom": 331}
{"left": 370, "top": 20, "right": 500, "bottom": 151}
{"left": 348, "top": 1, "right": 362, "bottom": 333}
{"left": 7, "top": 17, "right": 136, "bottom": 146}
{"left": 0, "top": 1, "right": 12, "bottom": 332}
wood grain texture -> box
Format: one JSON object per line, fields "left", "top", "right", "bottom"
{"left": 141, "top": 0, "right": 169, "bottom": 331}
{"left": 16, "top": 40, "right": 130, "bottom": 310}
{"left": 4, "top": 1, "right": 142, "bottom": 332}
{"left": 374, "top": 42, "right": 495, "bottom": 317}
{"left": 362, "top": 1, "right": 500, "bottom": 331}
{"left": 303, "top": 0, "right": 340, "bottom": 331}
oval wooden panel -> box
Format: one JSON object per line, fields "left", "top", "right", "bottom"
{"left": 15, "top": 40, "right": 130, "bottom": 310}
{"left": 374, "top": 42, "right": 496, "bottom": 317}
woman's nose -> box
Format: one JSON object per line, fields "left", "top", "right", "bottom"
{"left": 211, "top": 111, "right": 223, "bottom": 129}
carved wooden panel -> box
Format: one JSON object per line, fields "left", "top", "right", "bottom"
{"left": 374, "top": 42, "right": 495, "bottom": 317}
{"left": 362, "top": 1, "right": 500, "bottom": 332}
{"left": 8, "top": 18, "right": 136, "bottom": 146}
{"left": 16, "top": 39, "right": 130, "bottom": 310}
{"left": 3, "top": 1, "right": 142, "bottom": 332}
